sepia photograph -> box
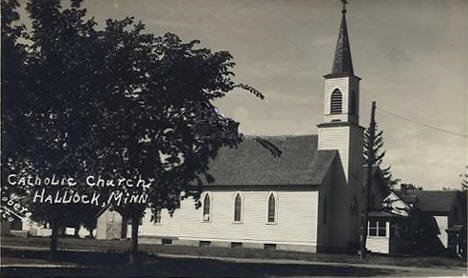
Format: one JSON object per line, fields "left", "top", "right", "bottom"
{"left": 1, "top": 0, "right": 467, "bottom": 277}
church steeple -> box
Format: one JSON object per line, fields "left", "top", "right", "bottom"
{"left": 327, "top": 0, "right": 354, "bottom": 77}
{"left": 318, "top": 0, "right": 363, "bottom": 183}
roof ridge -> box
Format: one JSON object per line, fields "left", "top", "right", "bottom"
{"left": 243, "top": 134, "right": 317, "bottom": 139}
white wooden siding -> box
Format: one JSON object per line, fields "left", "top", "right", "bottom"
{"left": 434, "top": 216, "right": 448, "bottom": 248}
{"left": 139, "top": 189, "right": 318, "bottom": 246}
{"left": 323, "top": 76, "right": 359, "bottom": 124}
{"left": 367, "top": 221, "right": 390, "bottom": 254}
{"left": 318, "top": 126, "right": 350, "bottom": 181}
{"left": 324, "top": 77, "right": 350, "bottom": 116}
{"left": 139, "top": 208, "right": 181, "bottom": 237}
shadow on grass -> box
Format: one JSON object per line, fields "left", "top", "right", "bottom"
{"left": 1, "top": 248, "right": 402, "bottom": 277}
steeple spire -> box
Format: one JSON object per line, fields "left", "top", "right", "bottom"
{"left": 330, "top": 0, "right": 354, "bottom": 76}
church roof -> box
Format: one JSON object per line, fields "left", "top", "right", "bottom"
{"left": 325, "top": 8, "right": 354, "bottom": 78}
{"left": 203, "top": 135, "right": 337, "bottom": 186}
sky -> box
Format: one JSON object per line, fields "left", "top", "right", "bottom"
{"left": 17, "top": 0, "right": 468, "bottom": 190}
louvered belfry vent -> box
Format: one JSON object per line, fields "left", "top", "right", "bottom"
{"left": 330, "top": 89, "right": 343, "bottom": 114}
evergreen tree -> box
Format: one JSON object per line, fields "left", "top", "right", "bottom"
{"left": 363, "top": 124, "right": 400, "bottom": 189}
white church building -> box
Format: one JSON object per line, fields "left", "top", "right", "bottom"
{"left": 99, "top": 4, "right": 365, "bottom": 254}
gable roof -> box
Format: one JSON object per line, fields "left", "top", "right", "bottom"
{"left": 411, "top": 191, "right": 459, "bottom": 214}
{"left": 203, "top": 135, "right": 337, "bottom": 186}
{"left": 395, "top": 190, "right": 459, "bottom": 214}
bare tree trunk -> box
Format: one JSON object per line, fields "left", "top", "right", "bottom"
{"left": 129, "top": 213, "right": 139, "bottom": 264}
{"left": 49, "top": 222, "right": 59, "bottom": 261}
{"left": 74, "top": 224, "right": 80, "bottom": 238}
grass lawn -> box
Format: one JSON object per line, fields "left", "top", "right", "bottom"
{"left": 1, "top": 235, "right": 466, "bottom": 269}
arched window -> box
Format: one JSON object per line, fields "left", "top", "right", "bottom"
{"left": 322, "top": 196, "right": 328, "bottom": 224}
{"left": 203, "top": 193, "right": 211, "bottom": 221}
{"left": 234, "top": 193, "right": 242, "bottom": 222}
{"left": 267, "top": 193, "right": 276, "bottom": 223}
{"left": 151, "top": 209, "right": 162, "bottom": 224}
{"left": 330, "top": 89, "right": 342, "bottom": 114}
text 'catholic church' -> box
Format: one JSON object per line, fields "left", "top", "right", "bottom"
{"left": 97, "top": 3, "right": 365, "bottom": 254}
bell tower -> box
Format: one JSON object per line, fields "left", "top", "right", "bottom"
{"left": 317, "top": 1, "right": 363, "bottom": 184}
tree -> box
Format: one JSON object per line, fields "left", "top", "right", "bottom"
{"left": 460, "top": 166, "right": 468, "bottom": 191}
{"left": 91, "top": 20, "right": 280, "bottom": 263}
{"left": 1, "top": 0, "right": 31, "bottom": 200}
{"left": 400, "top": 183, "right": 423, "bottom": 192}
{"left": 1, "top": 0, "right": 107, "bottom": 260}
{"left": 2, "top": 0, "right": 280, "bottom": 263}
{"left": 363, "top": 124, "right": 400, "bottom": 189}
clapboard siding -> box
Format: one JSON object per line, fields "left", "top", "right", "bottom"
{"left": 367, "top": 237, "right": 389, "bottom": 254}
{"left": 434, "top": 216, "right": 448, "bottom": 248}
{"left": 367, "top": 222, "right": 390, "bottom": 254}
{"left": 324, "top": 77, "right": 349, "bottom": 116}
{"left": 139, "top": 208, "right": 181, "bottom": 237}
{"left": 323, "top": 76, "right": 360, "bottom": 124}
{"left": 318, "top": 126, "right": 350, "bottom": 180}
{"left": 139, "top": 189, "right": 318, "bottom": 245}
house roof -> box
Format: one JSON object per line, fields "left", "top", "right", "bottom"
{"left": 395, "top": 190, "right": 459, "bottom": 214}
{"left": 202, "top": 135, "right": 337, "bottom": 186}
{"left": 411, "top": 191, "right": 459, "bottom": 213}
{"left": 369, "top": 210, "right": 406, "bottom": 218}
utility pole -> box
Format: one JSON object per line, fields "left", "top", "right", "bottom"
{"left": 360, "top": 101, "right": 376, "bottom": 259}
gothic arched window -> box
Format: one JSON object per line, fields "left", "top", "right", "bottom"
{"left": 267, "top": 193, "right": 276, "bottom": 223}
{"left": 234, "top": 193, "right": 242, "bottom": 222}
{"left": 330, "top": 89, "right": 343, "bottom": 114}
{"left": 202, "top": 193, "right": 211, "bottom": 221}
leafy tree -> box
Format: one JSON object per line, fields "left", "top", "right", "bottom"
{"left": 363, "top": 124, "right": 400, "bottom": 189}
{"left": 1, "top": 0, "right": 31, "bottom": 200}
{"left": 1, "top": 0, "right": 106, "bottom": 260}
{"left": 92, "top": 19, "right": 280, "bottom": 263}
{"left": 400, "top": 183, "right": 423, "bottom": 192}
{"left": 460, "top": 166, "right": 468, "bottom": 191}
{"left": 2, "top": 0, "right": 280, "bottom": 263}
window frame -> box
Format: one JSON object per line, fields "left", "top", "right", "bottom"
{"left": 151, "top": 208, "right": 162, "bottom": 225}
{"left": 368, "top": 220, "right": 387, "bottom": 238}
{"left": 266, "top": 192, "right": 278, "bottom": 225}
{"left": 233, "top": 192, "right": 243, "bottom": 223}
{"left": 330, "top": 89, "right": 343, "bottom": 114}
{"left": 201, "top": 192, "right": 212, "bottom": 223}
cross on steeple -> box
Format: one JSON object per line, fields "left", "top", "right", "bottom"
{"left": 341, "top": 0, "right": 348, "bottom": 14}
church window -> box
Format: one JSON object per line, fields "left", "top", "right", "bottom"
{"left": 322, "top": 196, "right": 328, "bottom": 224}
{"left": 234, "top": 193, "right": 242, "bottom": 222}
{"left": 202, "top": 193, "right": 211, "bottom": 222}
{"left": 330, "top": 89, "right": 342, "bottom": 114}
{"left": 151, "top": 209, "right": 162, "bottom": 224}
{"left": 267, "top": 193, "right": 276, "bottom": 223}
